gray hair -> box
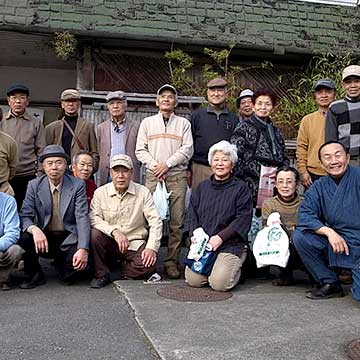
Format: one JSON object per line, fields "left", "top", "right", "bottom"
{"left": 72, "top": 150, "right": 94, "bottom": 165}
{"left": 208, "top": 140, "right": 238, "bottom": 165}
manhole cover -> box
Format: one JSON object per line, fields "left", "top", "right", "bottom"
{"left": 157, "top": 285, "right": 233, "bottom": 302}
{"left": 348, "top": 339, "right": 360, "bottom": 360}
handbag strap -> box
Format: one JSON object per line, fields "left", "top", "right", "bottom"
{"left": 62, "top": 119, "right": 84, "bottom": 150}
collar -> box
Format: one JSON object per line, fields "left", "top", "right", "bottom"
{"left": 275, "top": 193, "right": 300, "bottom": 205}
{"left": 108, "top": 180, "right": 136, "bottom": 198}
{"left": 206, "top": 105, "right": 229, "bottom": 115}
{"left": 111, "top": 116, "right": 126, "bottom": 126}
{"left": 48, "top": 178, "right": 63, "bottom": 193}
{"left": 5, "top": 110, "right": 32, "bottom": 121}
{"left": 345, "top": 95, "right": 360, "bottom": 103}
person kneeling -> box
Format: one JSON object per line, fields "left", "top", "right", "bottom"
{"left": 185, "top": 141, "right": 252, "bottom": 292}
{"left": 89, "top": 155, "right": 162, "bottom": 289}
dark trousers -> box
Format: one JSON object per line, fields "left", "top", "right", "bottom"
{"left": 18, "top": 231, "right": 83, "bottom": 282}
{"left": 9, "top": 175, "right": 36, "bottom": 211}
{"left": 308, "top": 172, "right": 323, "bottom": 184}
{"left": 91, "top": 229, "right": 155, "bottom": 279}
{"left": 278, "top": 243, "right": 304, "bottom": 279}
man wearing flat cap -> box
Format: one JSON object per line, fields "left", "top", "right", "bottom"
{"left": 45, "top": 89, "right": 99, "bottom": 172}
{"left": 18, "top": 145, "right": 90, "bottom": 288}
{"left": 189, "top": 77, "right": 238, "bottom": 190}
{"left": 97, "top": 90, "right": 140, "bottom": 185}
{"left": 0, "top": 84, "right": 45, "bottom": 209}
{"left": 236, "top": 89, "right": 254, "bottom": 122}
{"left": 326, "top": 65, "right": 360, "bottom": 165}
{"left": 297, "top": 79, "right": 337, "bottom": 188}
{"left": 136, "top": 84, "right": 193, "bottom": 279}
{"left": 89, "top": 154, "right": 162, "bottom": 288}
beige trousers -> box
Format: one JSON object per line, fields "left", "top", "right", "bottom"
{"left": 191, "top": 163, "right": 213, "bottom": 191}
{"left": 185, "top": 248, "right": 247, "bottom": 292}
{"left": 146, "top": 171, "right": 187, "bottom": 266}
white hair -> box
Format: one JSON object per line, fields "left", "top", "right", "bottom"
{"left": 208, "top": 140, "right": 238, "bottom": 165}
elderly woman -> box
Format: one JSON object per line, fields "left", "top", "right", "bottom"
{"left": 185, "top": 140, "right": 253, "bottom": 291}
{"left": 231, "top": 88, "right": 289, "bottom": 207}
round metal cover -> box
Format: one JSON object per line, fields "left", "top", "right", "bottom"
{"left": 157, "top": 285, "right": 233, "bottom": 302}
{"left": 348, "top": 339, "right": 360, "bottom": 360}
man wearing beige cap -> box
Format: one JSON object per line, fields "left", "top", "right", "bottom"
{"left": 97, "top": 91, "right": 140, "bottom": 185}
{"left": 0, "top": 84, "right": 45, "bottom": 209}
{"left": 325, "top": 65, "right": 360, "bottom": 165}
{"left": 189, "top": 78, "right": 238, "bottom": 190}
{"left": 89, "top": 154, "right": 162, "bottom": 288}
{"left": 45, "top": 89, "right": 99, "bottom": 172}
{"left": 136, "top": 84, "right": 193, "bottom": 279}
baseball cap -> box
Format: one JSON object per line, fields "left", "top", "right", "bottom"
{"left": 314, "top": 79, "right": 336, "bottom": 91}
{"left": 342, "top": 65, "right": 360, "bottom": 81}
{"left": 157, "top": 84, "right": 177, "bottom": 96}
{"left": 236, "top": 89, "right": 254, "bottom": 108}
{"left": 106, "top": 91, "right": 127, "bottom": 102}
{"left": 61, "top": 89, "right": 81, "bottom": 101}
{"left": 110, "top": 154, "right": 133, "bottom": 170}
{"left": 7, "top": 84, "right": 30, "bottom": 96}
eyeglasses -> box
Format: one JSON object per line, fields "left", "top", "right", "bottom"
{"left": 276, "top": 179, "right": 296, "bottom": 186}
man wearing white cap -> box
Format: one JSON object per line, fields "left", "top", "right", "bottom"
{"left": 297, "top": 79, "right": 336, "bottom": 188}
{"left": 89, "top": 154, "right": 162, "bottom": 288}
{"left": 97, "top": 91, "right": 140, "bottom": 185}
{"left": 325, "top": 65, "right": 360, "bottom": 165}
{"left": 45, "top": 89, "right": 99, "bottom": 171}
{"left": 136, "top": 84, "right": 193, "bottom": 279}
{"left": 236, "top": 89, "right": 254, "bottom": 122}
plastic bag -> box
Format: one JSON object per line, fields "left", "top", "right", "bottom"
{"left": 252, "top": 212, "right": 290, "bottom": 268}
{"left": 187, "top": 227, "right": 209, "bottom": 261}
{"left": 153, "top": 181, "right": 171, "bottom": 221}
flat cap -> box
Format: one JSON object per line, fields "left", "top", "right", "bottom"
{"left": 110, "top": 154, "right": 133, "bottom": 170}
{"left": 7, "top": 84, "right": 30, "bottom": 96}
{"left": 157, "top": 84, "right": 177, "bottom": 96}
{"left": 207, "top": 77, "right": 227, "bottom": 88}
{"left": 314, "top": 79, "right": 336, "bottom": 91}
{"left": 39, "top": 145, "right": 69, "bottom": 163}
{"left": 106, "top": 90, "right": 127, "bottom": 102}
{"left": 342, "top": 65, "right": 360, "bottom": 81}
{"left": 61, "top": 89, "right": 81, "bottom": 101}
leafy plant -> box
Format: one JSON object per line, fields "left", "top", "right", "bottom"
{"left": 52, "top": 31, "right": 78, "bottom": 60}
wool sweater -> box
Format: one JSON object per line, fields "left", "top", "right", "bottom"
{"left": 135, "top": 112, "right": 193, "bottom": 175}
{"left": 296, "top": 111, "right": 327, "bottom": 176}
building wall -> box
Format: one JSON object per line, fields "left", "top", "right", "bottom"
{"left": 0, "top": 0, "right": 359, "bottom": 55}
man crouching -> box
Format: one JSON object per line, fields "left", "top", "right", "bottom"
{"left": 89, "top": 155, "right": 162, "bottom": 289}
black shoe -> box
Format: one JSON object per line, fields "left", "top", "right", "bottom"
{"left": 19, "top": 270, "right": 46, "bottom": 289}
{"left": 306, "top": 282, "right": 344, "bottom": 300}
{"left": 90, "top": 275, "right": 110, "bottom": 289}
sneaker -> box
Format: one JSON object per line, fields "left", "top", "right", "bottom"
{"left": 90, "top": 275, "right": 110, "bottom": 289}
{"left": 164, "top": 264, "right": 180, "bottom": 279}
{"left": 19, "top": 270, "right": 46, "bottom": 289}
{"left": 306, "top": 283, "right": 344, "bottom": 300}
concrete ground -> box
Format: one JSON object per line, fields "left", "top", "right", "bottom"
{"left": 115, "top": 277, "right": 360, "bottom": 360}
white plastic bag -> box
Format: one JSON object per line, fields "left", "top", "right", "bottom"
{"left": 252, "top": 212, "right": 290, "bottom": 268}
{"left": 187, "top": 227, "right": 209, "bottom": 261}
{"left": 153, "top": 181, "right": 171, "bottom": 221}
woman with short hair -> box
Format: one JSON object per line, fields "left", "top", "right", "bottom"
{"left": 185, "top": 140, "right": 253, "bottom": 292}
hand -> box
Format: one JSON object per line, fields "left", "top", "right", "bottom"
{"left": 141, "top": 248, "right": 157, "bottom": 267}
{"left": 207, "top": 235, "right": 223, "bottom": 251}
{"left": 327, "top": 229, "right": 349, "bottom": 255}
{"left": 152, "top": 162, "right": 169, "bottom": 180}
{"left": 186, "top": 170, "right": 192, "bottom": 188}
{"left": 72, "top": 248, "right": 88, "bottom": 271}
{"left": 32, "top": 227, "right": 48, "bottom": 253}
{"left": 113, "top": 229, "right": 129, "bottom": 254}
{"left": 300, "top": 172, "right": 312, "bottom": 188}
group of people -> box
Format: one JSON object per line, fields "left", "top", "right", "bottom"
{"left": 0, "top": 63, "right": 359, "bottom": 303}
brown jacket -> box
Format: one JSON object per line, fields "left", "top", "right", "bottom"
{"left": 97, "top": 119, "right": 140, "bottom": 185}
{"left": 45, "top": 116, "right": 99, "bottom": 171}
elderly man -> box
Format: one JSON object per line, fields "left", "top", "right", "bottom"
{"left": 18, "top": 145, "right": 90, "bottom": 289}
{"left": 89, "top": 155, "right": 162, "bottom": 288}
{"left": 297, "top": 79, "right": 337, "bottom": 188}
{"left": 293, "top": 141, "right": 360, "bottom": 300}
{"left": 45, "top": 89, "right": 99, "bottom": 172}
{"left": 71, "top": 150, "right": 97, "bottom": 205}
{"left": 97, "top": 91, "right": 140, "bottom": 185}
{"left": 0, "top": 130, "right": 17, "bottom": 196}
{"left": 325, "top": 65, "right": 360, "bottom": 166}
{"left": 189, "top": 78, "right": 238, "bottom": 190}
{"left": 0, "top": 192, "right": 24, "bottom": 290}
{"left": 236, "top": 89, "right": 254, "bottom": 122}
{"left": 0, "top": 84, "right": 45, "bottom": 209}
{"left": 136, "top": 84, "right": 193, "bottom": 279}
